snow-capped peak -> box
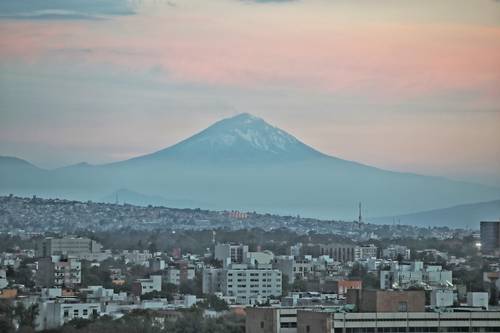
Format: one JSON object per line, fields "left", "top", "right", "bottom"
{"left": 199, "top": 113, "right": 303, "bottom": 154}
{"left": 141, "top": 113, "right": 324, "bottom": 162}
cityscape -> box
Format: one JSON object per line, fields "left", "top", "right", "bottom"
{"left": 1, "top": 0, "right": 500, "bottom": 332}
{"left": 0, "top": 195, "right": 499, "bottom": 332}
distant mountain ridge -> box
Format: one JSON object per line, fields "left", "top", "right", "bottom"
{"left": 371, "top": 199, "right": 500, "bottom": 228}
{"left": 1, "top": 113, "right": 500, "bottom": 226}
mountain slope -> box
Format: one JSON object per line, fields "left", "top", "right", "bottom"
{"left": 118, "top": 113, "right": 325, "bottom": 165}
{"left": 1, "top": 113, "right": 500, "bottom": 224}
{"left": 371, "top": 199, "right": 500, "bottom": 228}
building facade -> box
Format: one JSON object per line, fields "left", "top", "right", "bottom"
{"left": 347, "top": 289, "right": 426, "bottom": 313}
{"left": 214, "top": 243, "right": 249, "bottom": 264}
{"left": 247, "top": 308, "right": 500, "bottom": 333}
{"left": 36, "top": 257, "right": 82, "bottom": 288}
{"left": 203, "top": 263, "right": 282, "bottom": 305}
{"left": 481, "top": 221, "right": 500, "bottom": 255}
{"left": 36, "top": 237, "right": 102, "bottom": 257}
{"left": 131, "top": 275, "right": 162, "bottom": 296}
{"left": 297, "top": 311, "right": 500, "bottom": 333}
{"left": 320, "top": 244, "right": 357, "bottom": 263}
{"left": 36, "top": 301, "right": 101, "bottom": 331}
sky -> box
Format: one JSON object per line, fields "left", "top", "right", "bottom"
{"left": 0, "top": 0, "right": 499, "bottom": 186}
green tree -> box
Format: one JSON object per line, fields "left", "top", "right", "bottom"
{"left": 13, "top": 303, "right": 38, "bottom": 330}
{"left": 202, "top": 294, "right": 229, "bottom": 312}
{"left": 291, "top": 276, "right": 307, "bottom": 292}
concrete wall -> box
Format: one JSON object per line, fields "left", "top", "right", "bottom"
{"left": 246, "top": 307, "right": 278, "bottom": 333}
{"left": 357, "top": 290, "right": 425, "bottom": 312}
{"left": 297, "top": 310, "right": 330, "bottom": 333}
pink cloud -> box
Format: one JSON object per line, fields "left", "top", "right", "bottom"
{"left": 1, "top": 13, "right": 499, "bottom": 105}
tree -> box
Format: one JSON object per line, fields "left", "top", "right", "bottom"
{"left": 14, "top": 261, "right": 35, "bottom": 288}
{"left": 349, "top": 263, "right": 378, "bottom": 289}
{"left": 291, "top": 276, "right": 307, "bottom": 292}
{"left": 0, "top": 301, "right": 14, "bottom": 333}
{"left": 13, "top": 303, "right": 38, "bottom": 331}
{"left": 281, "top": 274, "right": 290, "bottom": 296}
{"left": 180, "top": 280, "right": 196, "bottom": 295}
{"left": 203, "top": 294, "right": 229, "bottom": 312}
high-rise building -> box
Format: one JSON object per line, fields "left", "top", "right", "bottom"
{"left": 480, "top": 221, "right": 500, "bottom": 255}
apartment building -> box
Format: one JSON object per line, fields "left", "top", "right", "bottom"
{"left": 214, "top": 243, "right": 249, "bottom": 264}
{"left": 36, "top": 257, "right": 81, "bottom": 288}
{"left": 320, "top": 244, "right": 357, "bottom": 263}
{"left": 36, "top": 237, "right": 102, "bottom": 257}
{"left": 272, "top": 256, "right": 312, "bottom": 283}
{"left": 355, "top": 245, "right": 378, "bottom": 260}
{"left": 379, "top": 261, "right": 452, "bottom": 290}
{"left": 382, "top": 245, "right": 411, "bottom": 260}
{"left": 36, "top": 300, "right": 101, "bottom": 331}
{"left": 203, "top": 263, "right": 282, "bottom": 305}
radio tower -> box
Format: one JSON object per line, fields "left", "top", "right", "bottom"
{"left": 358, "top": 202, "right": 362, "bottom": 223}
{"left": 357, "top": 202, "right": 363, "bottom": 229}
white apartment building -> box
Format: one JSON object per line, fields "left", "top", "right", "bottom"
{"left": 380, "top": 261, "right": 452, "bottom": 290}
{"left": 203, "top": 263, "right": 282, "bottom": 305}
{"left": 80, "top": 286, "right": 127, "bottom": 302}
{"left": 382, "top": 245, "right": 411, "bottom": 260}
{"left": 36, "top": 300, "right": 101, "bottom": 331}
{"left": 355, "top": 245, "right": 378, "bottom": 260}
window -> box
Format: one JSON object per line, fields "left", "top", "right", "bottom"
{"left": 83, "top": 309, "right": 88, "bottom": 316}
{"left": 306, "top": 325, "right": 311, "bottom": 332}
{"left": 398, "top": 301, "right": 408, "bottom": 312}
{"left": 73, "top": 309, "right": 79, "bottom": 316}
{"left": 63, "top": 310, "right": 69, "bottom": 317}
{"left": 260, "top": 321, "right": 264, "bottom": 329}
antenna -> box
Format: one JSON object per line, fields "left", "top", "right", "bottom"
{"left": 358, "top": 202, "right": 362, "bottom": 224}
